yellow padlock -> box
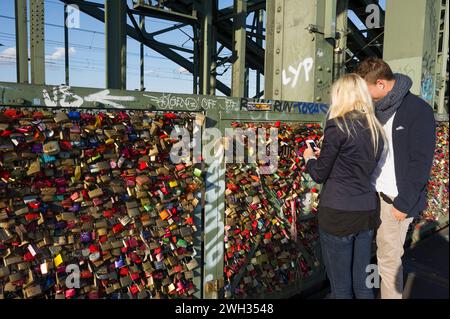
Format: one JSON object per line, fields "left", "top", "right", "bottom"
{"left": 169, "top": 180, "right": 178, "bottom": 188}
{"left": 74, "top": 165, "right": 81, "bottom": 181}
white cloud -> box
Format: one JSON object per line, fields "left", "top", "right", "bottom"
{"left": 46, "top": 47, "right": 76, "bottom": 60}
{"left": 0, "top": 47, "right": 16, "bottom": 64}
{"left": 178, "top": 67, "right": 189, "bottom": 74}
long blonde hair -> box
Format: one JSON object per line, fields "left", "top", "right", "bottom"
{"left": 328, "top": 73, "right": 386, "bottom": 154}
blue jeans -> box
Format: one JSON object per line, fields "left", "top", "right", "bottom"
{"left": 319, "top": 228, "right": 375, "bottom": 299}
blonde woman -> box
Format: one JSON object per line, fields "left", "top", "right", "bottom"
{"left": 303, "top": 73, "right": 386, "bottom": 299}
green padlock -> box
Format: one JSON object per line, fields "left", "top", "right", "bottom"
{"left": 176, "top": 238, "right": 188, "bottom": 248}
{"left": 193, "top": 168, "right": 202, "bottom": 178}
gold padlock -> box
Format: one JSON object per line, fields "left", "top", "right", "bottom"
{"left": 43, "top": 141, "right": 60, "bottom": 155}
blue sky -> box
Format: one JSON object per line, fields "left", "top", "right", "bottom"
{"left": 0, "top": 0, "right": 385, "bottom": 95}
{"left": 0, "top": 0, "right": 237, "bottom": 94}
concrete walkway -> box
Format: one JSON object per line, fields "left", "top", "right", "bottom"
{"left": 300, "top": 226, "right": 449, "bottom": 299}
{"left": 402, "top": 226, "right": 449, "bottom": 299}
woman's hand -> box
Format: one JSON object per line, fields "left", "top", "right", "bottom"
{"left": 314, "top": 147, "right": 321, "bottom": 157}
{"left": 303, "top": 144, "right": 320, "bottom": 159}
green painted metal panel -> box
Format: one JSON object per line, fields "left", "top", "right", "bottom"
{"left": 384, "top": 0, "right": 441, "bottom": 108}
{"left": 14, "top": 0, "right": 29, "bottom": 84}
{"left": 1, "top": 80, "right": 446, "bottom": 299}
{"left": 334, "top": 0, "right": 349, "bottom": 80}
{"left": 105, "top": 0, "right": 127, "bottom": 90}
{"left": 264, "top": 0, "right": 334, "bottom": 103}
{"left": 231, "top": 0, "right": 247, "bottom": 98}
{"left": 30, "top": 0, "right": 45, "bottom": 85}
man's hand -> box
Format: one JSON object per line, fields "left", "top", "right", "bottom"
{"left": 391, "top": 206, "right": 408, "bottom": 221}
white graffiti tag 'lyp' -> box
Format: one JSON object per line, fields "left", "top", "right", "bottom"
{"left": 282, "top": 57, "right": 314, "bottom": 88}
{"left": 84, "top": 90, "right": 135, "bottom": 109}
{"left": 43, "top": 85, "right": 84, "bottom": 108}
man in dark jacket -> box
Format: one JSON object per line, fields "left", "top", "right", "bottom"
{"left": 356, "top": 58, "right": 436, "bottom": 299}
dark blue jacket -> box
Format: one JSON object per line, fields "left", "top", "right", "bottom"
{"left": 391, "top": 92, "right": 436, "bottom": 218}
{"left": 306, "top": 112, "right": 384, "bottom": 212}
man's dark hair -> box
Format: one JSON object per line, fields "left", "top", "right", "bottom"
{"left": 355, "top": 57, "right": 395, "bottom": 84}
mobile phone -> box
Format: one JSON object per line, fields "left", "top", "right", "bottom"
{"left": 306, "top": 139, "right": 317, "bottom": 150}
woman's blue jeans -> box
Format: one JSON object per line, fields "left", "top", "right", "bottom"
{"left": 319, "top": 228, "right": 375, "bottom": 299}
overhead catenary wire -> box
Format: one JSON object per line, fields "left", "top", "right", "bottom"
{"left": 0, "top": 3, "right": 249, "bottom": 91}
{"left": 0, "top": 29, "right": 234, "bottom": 78}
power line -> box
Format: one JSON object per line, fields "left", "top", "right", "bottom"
{"left": 0, "top": 10, "right": 193, "bottom": 34}
{"left": 0, "top": 15, "right": 194, "bottom": 51}
{"left": 0, "top": 11, "right": 235, "bottom": 85}
{"left": 0, "top": 31, "right": 171, "bottom": 60}
{"left": 0, "top": 32, "right": 233, "bottom": 79}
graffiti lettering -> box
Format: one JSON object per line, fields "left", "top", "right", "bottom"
{"left": 43, "top": 85, "right": 84, "bottom": 108}
{"left": 144, "top": 93, "right": 200, "bottom": 110}
{"left": 421, "top": 75, "right": 434, "bottom": 102}
{"left": 396, "top": 64, "right": 416, "bottom": 80}
{"left": 217, "top": 97, "right": 239, "bottom": 112}
{"left": 282, "top": 57, "right": 314, "bottom": 88}
{"left": 421, "top": 52, "right": 436, "bottom": 103}
{"left": 84, "top": 90, "right": 135, "bottom": 109}
{"left": 241, "top": 98, "right": 328, "bottom": 115}
{"left": 144, "top": 93, "right": 238, "bottom": 112}
{"left": 42, "top": 85, "right": 135, "bottom": 108}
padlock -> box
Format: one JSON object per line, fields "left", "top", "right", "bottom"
{"left": 88, "top": 188, "right": 103, "bottom": 199}
{"left": 54, "top": 112, "right": 69, "bottom": 123}
{"left": 27, "top": 160, "right": 41, "bottom": 176}
{"left": 0, "top": 109, "right": 204, "bottom": 299}
{"left": 43, "top": 141, "right": 60, "bottom": 155}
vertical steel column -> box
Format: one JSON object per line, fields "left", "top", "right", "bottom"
{"left": 105, "top": 0, "right": 127, "bottom": 90}
{"left": 244, "top": 68, "right": 249, "bottom": 97}
{"left": 333, "top": 0, "right": 349, "bottom": 80}
{"left": 15, "top": 0, "right": 29, "bottom": 84}
{"left": 436, "top": 0, "right": 449, "bottom": 114}
{"left": 231, "top": 0, "right": 247, "bottom": 97}
{"left": 64, "top": 3, "right": 70, "bottom": 86}
{"left": 139, "top": 15, "right": 145, "bottom": 91}
{"left": 193, "top": 25, "right": 199, "bottom": 95}
{"left": 383, "top": 0, "right": 441, "bottom": 108}
{"left": 263, "top": 0, "right": 279, "bottom": 100}
{"left": 256, "top": 9, "right": 263, "bottom": 97}
{"left": 203, "top": 107, "right": 226, "bottom": 299}
{"left": 324, "top": 0, "right": 337, "bottom": 40}
{"left": 30, "top": 0, "right": 45, "bottom": 85}
{"left": 192, "top": 24, "right": 200, "bottom": 94}
{"left": 193, "top": 4, "right": 199, "bottom": 95}
{"left": 264, "top": 0, "right": 335, "bottom": 103}
{"left": 200, "top": 0, "right": 213, "bottom": 95}
{"left": 209, "top": 0, "right": 218, "bottom": 96}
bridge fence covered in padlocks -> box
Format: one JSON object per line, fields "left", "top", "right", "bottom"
{"left": 0, "top": 82, "right": 448, "bottom": 299}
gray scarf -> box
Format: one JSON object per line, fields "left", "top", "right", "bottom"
{"left": 375, "top": 73, "right": 413, "bottom": 125}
